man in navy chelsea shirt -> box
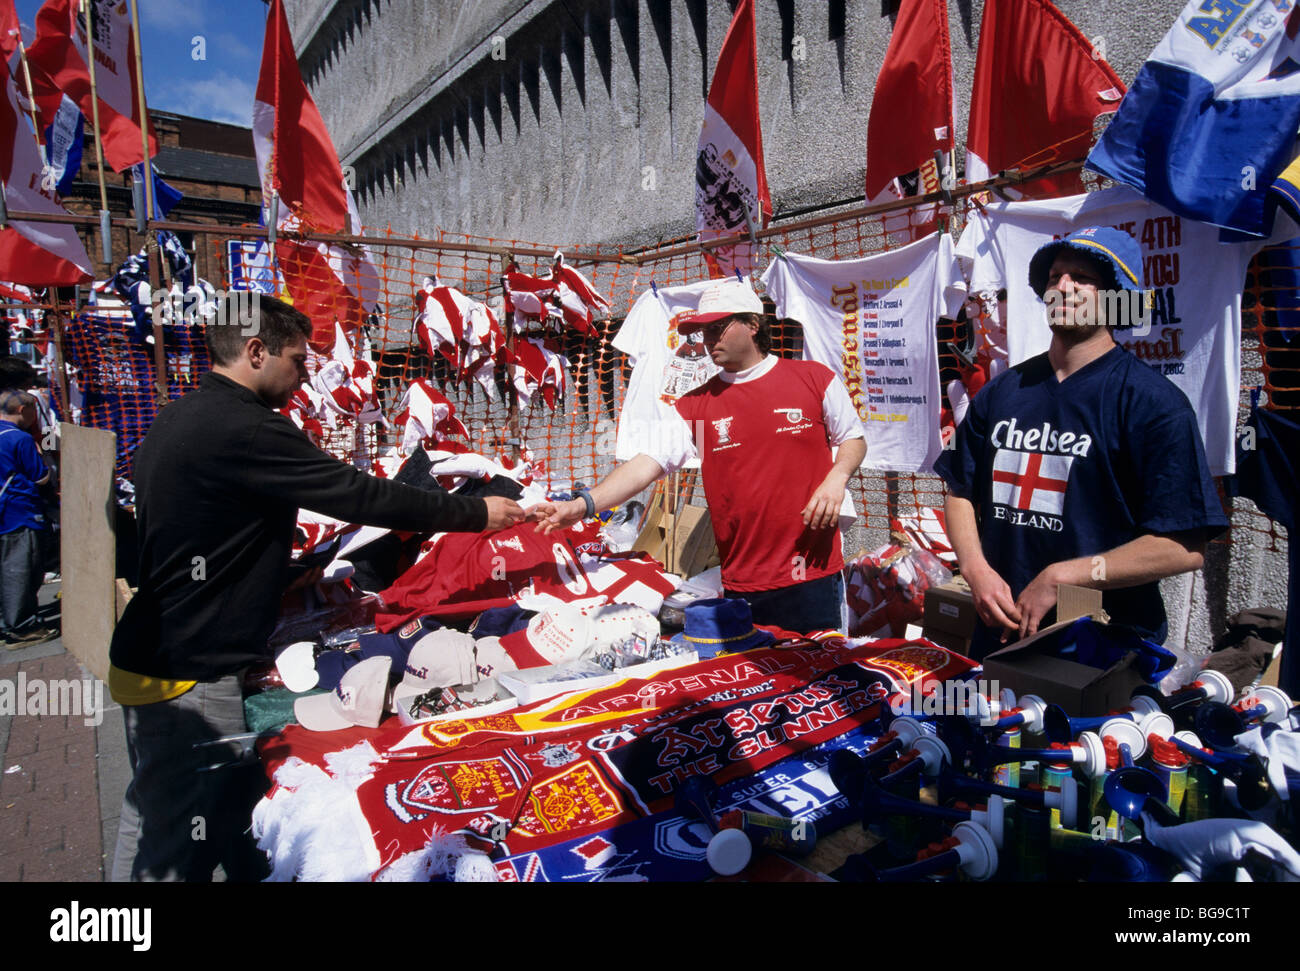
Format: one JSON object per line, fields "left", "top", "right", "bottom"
{"left": 934, "top": 226, "right": 1228, "bottom": 659}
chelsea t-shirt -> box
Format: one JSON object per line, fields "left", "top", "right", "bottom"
{"left": 934, "top": 344, "right": 1228, "bottom": 643}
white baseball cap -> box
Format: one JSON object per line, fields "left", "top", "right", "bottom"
{"left": 294, "top": 655, "right": 391, "bottom": 732}
{"left": 678, "top": 279, "right": 763, "bottom": 333}
{"left": 275, "top": 641, "right": 319, "bottom": 693}
{"left": 387, "top": 629, "right": 479, "bottom": 716}
{"left": 496, "top": 603, "right": 659, "bottom": 669}
{"left": 396, "top": 628, "right": 479, "bottom": 694}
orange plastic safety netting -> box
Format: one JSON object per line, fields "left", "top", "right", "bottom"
{"left": 35, "top": 188, "right": 1297, "bottom": 563}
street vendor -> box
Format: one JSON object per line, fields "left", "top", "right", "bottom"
{"left": 108, "top": 295, "right": 526, "bottom": 882}
{"left": 531, "top": 278, "right": 866, "bottom": 634}
{"left": 934, "top": 226, "right": 1228, "bottom": 659}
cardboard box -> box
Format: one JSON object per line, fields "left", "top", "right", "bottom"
{"left": 633, "top": 488, "right": 720, "bottom": 577}
{"left": 921, "top": 626, "right": 971, "bottom": 656}
{"left": 923, "top": 577, "right": 975, "bottom": 638}
{"left": 981, "top": 585, "right": 1143, "bottom": 717}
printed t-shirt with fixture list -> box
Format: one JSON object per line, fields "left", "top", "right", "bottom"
{"left": 611, "top": 280, "right": 721, "bottom": 465}
{"left": 762, "top": 233, "right": 966, "bottom": 473}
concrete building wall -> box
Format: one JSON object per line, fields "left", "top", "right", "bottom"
{"left": 284, "top": 0, "right": 1291, "bottom": 658}
{"left": 287, "top": 0, "right": 1190, "bottom": 248}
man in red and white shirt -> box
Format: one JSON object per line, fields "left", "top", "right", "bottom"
{"left": 532, "top": 279, "right": 866, "bottom": 633}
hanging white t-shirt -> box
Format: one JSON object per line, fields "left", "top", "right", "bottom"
{"left": 611, "top": 280, "right": 722, "bottom": 465}
{"left": 955, "top": 186, "right": 1293, "bottom": 475}
{"left": 762, "top": 233, "right": 965, "bottom": 473}
{"left": 953, "top": 207, "right": 1010, "bottom": 369}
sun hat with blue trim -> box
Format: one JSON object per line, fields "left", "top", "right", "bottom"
{"left": 1027, "top": 225, "right": 1145, "bottom": 299}
{"left": 670, "top": 598, "right": 776, "bottom": 659}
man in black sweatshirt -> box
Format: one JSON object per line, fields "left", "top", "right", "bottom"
{"left": 109, "top": 295, "right": 524, "bottom": 881}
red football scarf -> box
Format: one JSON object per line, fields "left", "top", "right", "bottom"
{"left": 261, "top": 638, "right": 975, "bottom": 876}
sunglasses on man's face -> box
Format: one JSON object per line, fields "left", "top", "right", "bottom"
{"left": 700, "top": 318, "right": 738, "bottom": 341}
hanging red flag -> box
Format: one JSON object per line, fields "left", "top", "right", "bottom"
{"left": 864, "top": 0, "right": 953, "bottom": 198}
{"left": 26, "top": 0, "right": 156, "bottom": 172}
{"left": 864, "top": 0, "right": 953, "bottom": 242}
{"left": 966, "top": 0, "right": 1125, "bottom": 199}
{"left": 253, "top": 0, "right": 348, "bottom": 234}
{"left": 696, "top": 0, "right": 771, "bottom": 278}
{"left": 253, "top": 0, "right": 379, "bottom": 349}
{"left": 0, "top": 50, "right": 91, "bottom": 285}
{"left": 1, "top": 0, "right": 20, "bottom": 66}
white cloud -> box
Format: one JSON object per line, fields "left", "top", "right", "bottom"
{"left": 150, "top": 72, "right": 254, "bottom": 126}
{"left": 140, "top": 0, "right": 204, "bottom": 33}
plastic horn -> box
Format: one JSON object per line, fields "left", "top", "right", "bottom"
{"left": 884, "top": 687, "right": 1003, "bottom": 727}
{"left": 882, "top": 691, "right": 940, "bottom": 725}
{"left": 935, "top": 765, "right": 1080, "bottom": 830}
{"left": 1102, "top": 766, "right": 1182, "bottom": 829}
{"left": 1187, "top": 694, "right": 1291, "bottom": 753}
{"left": 927, "top": 714, "right": 980, "bottom": 768}
{"left": 1042, "top": 695, "right": 1169, "bottom": 744}
{"left": 876, "top": 736, "right": 952, "bottom": 788}
{"left": 969, "top": 732, "right": 1107, "bottom": 778}
{"left": 1100, "top": 718, "right": 1148, "bottom": 769}
{"left": 961, "top": 686, "right": 1020, "bottom": 727}
{"left": 1167, "top": 732, "right": 1273, "bottom": 810}
{"left": 828, "top": 749, "right": 870, "bottom": 807}
{"left": 990, "top": 694, "right": 1049, "bottom": 734}
{"left": 1232, "top": 686, "right": 1294, "bottom": 726}
{"left": 860, "top": 716, "right": 930, "bottom": 770}
{"left": 673, "top": 775, "right": 720, "bottom": 833}
{"left": 859, "top": 783, "right": 1006, "bottom": 849}
{"left": 1159, "top": 669, "right": 1235, "bottom": 718}
{"left": 843, "top": 821, "right": 999, "bottom": 883}
{"left": 826, "top": 721, "right": 931, "bottom": 805}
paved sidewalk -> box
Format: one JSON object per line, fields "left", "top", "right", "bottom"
{"left": 0, "top": 581, "right": 129, "bottom": 882}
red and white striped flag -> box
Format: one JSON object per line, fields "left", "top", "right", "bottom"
{"left": 696, "top": 0, "right": 770, "bottom": 277}
{"left": 26, "top": 0, "right": 155, "bottom": 172}
{"left": 253, "top": 0, "right": 379, "bottom": 350}
{"left": 0, "top": 50, "right": 91, "bottom": 285}
{"left": 966, "top": 0, "right": 1124, "bottom": 199}
{"left": 864, "top": 0, "right": 953, "bottom": 244}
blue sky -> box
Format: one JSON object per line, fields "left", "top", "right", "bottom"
{"left": 15, "top": 0, "right": 270, "bottom": 127}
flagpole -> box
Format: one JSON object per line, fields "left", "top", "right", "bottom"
{"left": 78, "top": 0, "right": 113, "bottom": 267}
{"left": 14, "top": 39, "right": 47, "bottom": 158}
{"left": 125, "top": 0, "right": 167, "bottom": 404}
{"left": 126, "top": 0, "right": 154, "bottom": 228}
{"left": 49, "top": 301, "right": 71, "bottom": 426}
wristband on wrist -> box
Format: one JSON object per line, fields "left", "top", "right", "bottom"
{"left": 576, "top": 489, "right": 596, "bottom": 519}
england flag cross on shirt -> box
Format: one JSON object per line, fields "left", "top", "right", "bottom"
{"left": 991, "top": 449, "right": 1073, "bottom": 518}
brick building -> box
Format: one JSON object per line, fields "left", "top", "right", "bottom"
{"left": 60, "top": 110, "right": 262, "bottom": 285}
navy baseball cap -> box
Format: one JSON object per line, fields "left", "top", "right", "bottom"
{"left": 314, "top": 649, "right": 360, "bottom": 691}
{"left": 1028, "top": 226, "right": 1145, "bottom": 298}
